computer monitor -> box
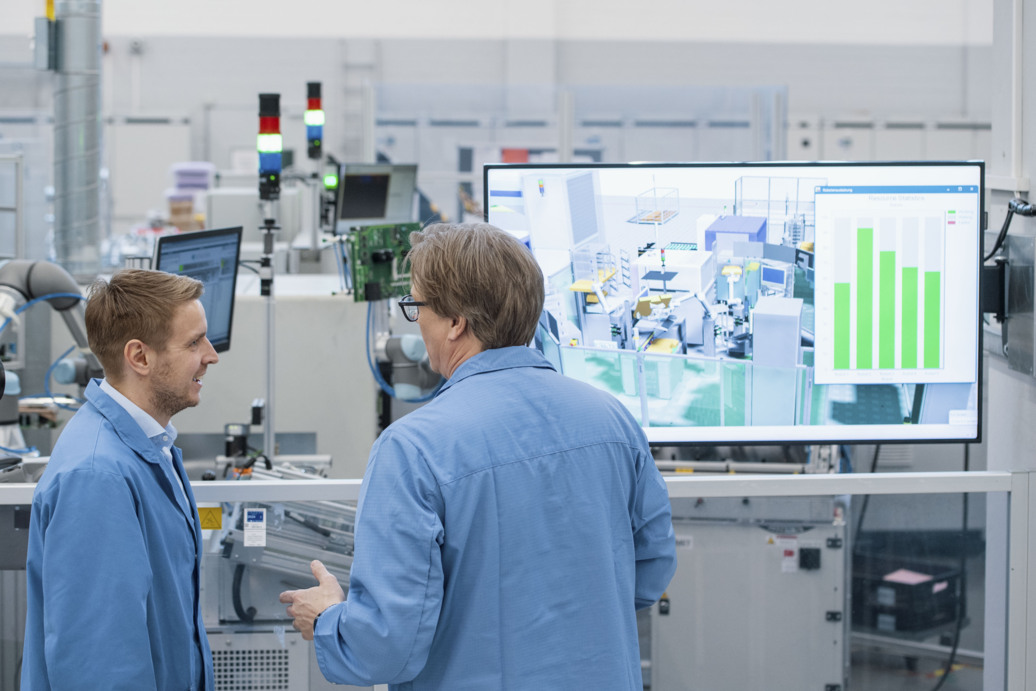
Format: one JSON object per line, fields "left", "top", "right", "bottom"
{"left": 153, "top": 226, "right": 243, "bottom": 353}
{"left": 761, "top": 266, "right": 785, "bottom": 286}
{"left": 760, "top": 265, "right": 789, "bottom": 295}
{"left": 484, "top": 161, "right": 984, "bottom": 445}
{"left": 334, "top": 163, "right": 418, "bottom": 234}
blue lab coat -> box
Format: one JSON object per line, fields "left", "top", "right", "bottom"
{"left": 313, "top": 346, "right": 677, "bottom": 690}
{"left": 21, "top": 380, "right": 213, "bottom": 690}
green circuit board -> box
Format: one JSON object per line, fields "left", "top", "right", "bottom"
{"left": 347, "top": 222, "right": 421, "bottom": 302}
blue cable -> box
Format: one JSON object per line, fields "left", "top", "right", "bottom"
{"left": 18, "top": 292, "right": 85, "bottom": 311}
{"left": 839, "top": 445, "right": 853, "bottom": 473}
{"left": 334, "top": 245, "right": 344, "bottom": 290}
{"left": 340, "top": 242, "right": 352, "bottom": 292}
{"left": 332, "top": 239, "right": 346, "bottom": 291}
{"left": 0, "top": 445, "right": 37, "bottom": 455}
{"left": 364, "top": 301, "right": 441, "bottom": 403}
{"left": 0, "top": 292, "right": 87, "bottom": 337}
{"left": 364, "top": 301, "right": 400, "bottom": 396}
{"left": 0, "top": 293, "right": 87, "bottom": 414}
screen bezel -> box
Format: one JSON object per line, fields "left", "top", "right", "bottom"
{"left": 483, "top": 160, "right": 985, "bottom": 446}
{"left": 153, "top": 226, "right": 243, "bottom": 354}
{"left": 333, "top": 163, "right": 418, "bottom": 234}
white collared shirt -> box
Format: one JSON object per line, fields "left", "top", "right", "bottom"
{"left": 99, "top": 378, "right": 188, "bottom": 505}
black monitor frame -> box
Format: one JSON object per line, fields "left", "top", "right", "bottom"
{"left": 153, "top": 226, "right": 243, "bottom": 354}
{"left": 483, "top": 160, "right": 985, "bottom": 446}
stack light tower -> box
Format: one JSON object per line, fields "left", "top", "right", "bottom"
{"left": 257, "top": 93, "right": 282, "bottom": 202}
{"left": 306, "top": 82, "right": 339, "bottom": 232}
{"left": 305, "top": 82, "right": 324, "bottom": 161}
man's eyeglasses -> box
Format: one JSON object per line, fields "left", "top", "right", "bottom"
{"left": 397, "top": 294, "right": 427, "bottom": 322}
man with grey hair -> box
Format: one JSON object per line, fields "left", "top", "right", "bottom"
{"left": 22, "top": 269, "right": 218, "bottom": 690}
{"left": 282, "top": 223, "right": 676, "bottom": 690}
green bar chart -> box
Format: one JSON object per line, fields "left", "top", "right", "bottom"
{"left": 901, "top": 267, "right": 918, "bottom": 369}
{"left": 831, "top": 216, "right": 943, "bottom": 372}
{"left": 814, "top": 184, "right": 979, "bottom": 389}
{"left": 855, "top": 227, "right": 873, "bottom": 369}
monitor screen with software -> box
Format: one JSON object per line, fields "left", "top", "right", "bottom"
{"left": 334, "top": 163, "right": 418, "bottom": 234}
{"left": 484, "top": 161, "right": 984, "bottom": 445}
{"left": 153, "top": 226, "right": 242, "bottom": 353}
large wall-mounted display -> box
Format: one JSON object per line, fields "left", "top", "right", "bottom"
{"left": 484, "top": 161, "right": 983, "bottom": 445}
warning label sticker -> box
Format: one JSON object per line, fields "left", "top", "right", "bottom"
{"left": 197, "top": 506, "right": 222, "bottom": 530}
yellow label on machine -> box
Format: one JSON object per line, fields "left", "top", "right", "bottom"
{"left": 197, "top": 506, "right": 222, "bottom": 530}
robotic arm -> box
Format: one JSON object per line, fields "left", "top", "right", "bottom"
{"left": 0, "top": 260, "right": 104, "bottom": 387}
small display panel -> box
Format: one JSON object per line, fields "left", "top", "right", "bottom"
{"left": 153, "top": 226, "right": 243, "bottom": 353}
{"left": 334, "top": 163, "right": 417, "bottom": 234}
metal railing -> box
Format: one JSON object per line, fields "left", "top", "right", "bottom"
{"left": 1, "top": 469, "right": 1030, "bottom": 689}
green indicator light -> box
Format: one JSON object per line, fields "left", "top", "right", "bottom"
{"left": 304, "top": 110, "right": 325, "bottom": 126}
{"left": 323, "top": 173, "right": 338, "bottom": 189}
{"left": 257, "top": 133, "right": 283, "bottom": 153}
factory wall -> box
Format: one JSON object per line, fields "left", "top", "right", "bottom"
{"left": 0, "top": 0, "right": 996, "bottom": 139}
{"left": 0, "top": 34, "right": 996, "bottom": 132}
{"left": 0, "top": 1, "right": 994, "bottom": 43}
{"left": 0, "top": 35, "right": 995, "bottom": 232}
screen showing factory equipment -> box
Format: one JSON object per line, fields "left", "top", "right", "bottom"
{"left": 153, "top": 226, "right": 243, "bottom": 353}
{"left": 334, "top": 163, "right": 418, "bottom": 234}
{"left": 484, "top": 162, "right": 983, "bottom": 445}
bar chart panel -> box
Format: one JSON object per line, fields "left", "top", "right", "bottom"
{"left": 814, "top": 186, "right": 978, "bottom": 385}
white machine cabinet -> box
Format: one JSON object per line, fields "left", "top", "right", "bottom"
{"left": 649, "top": 496, "right": 849, "bottom": 691}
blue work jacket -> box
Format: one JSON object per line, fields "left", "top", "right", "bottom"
{"left": 21, "top": 380, "right": 214, "bottom": 690}
{"left": 313, "top": 346, "right": 677, "bottom": 690}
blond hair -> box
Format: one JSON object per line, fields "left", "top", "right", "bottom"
{"left": 85, "top": 269, "right": 204, "bottom": 381}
